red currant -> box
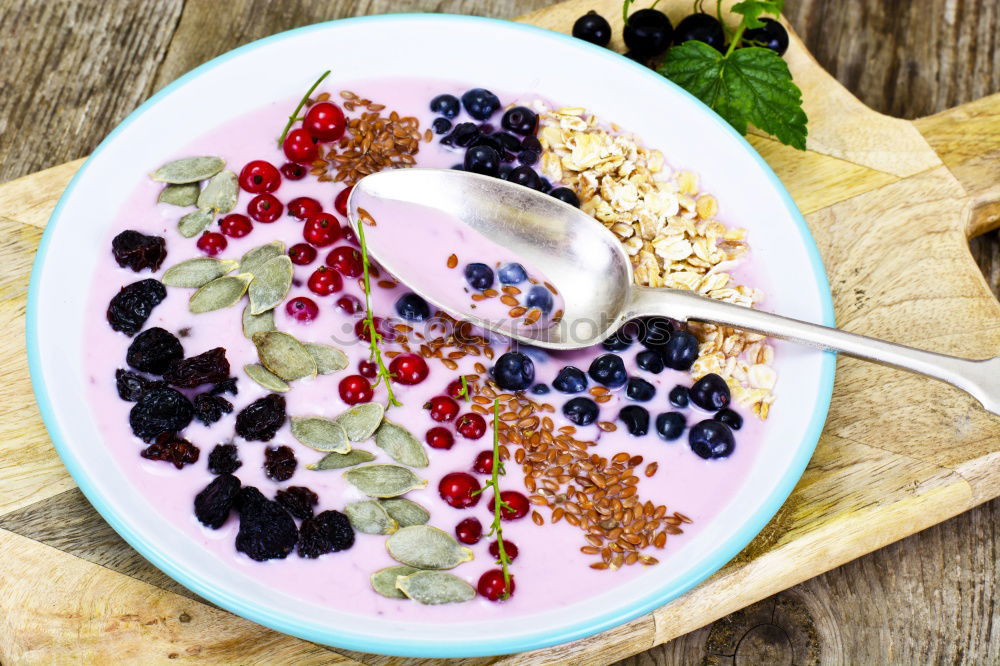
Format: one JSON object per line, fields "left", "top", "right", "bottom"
{"left": 303, "top": 102, "right": 347, "bottom": 141}
{"left": 335, "top": 295, "right": 363, "bottom": 315}
{"left": 488, "top": 539, "right": 519, "bottom": 562}
{"left": 246, "top": 193, "right": 282, "bottom": 223}
{"left": 425, "top": 395, "right": 459, "bottom": 422}
{"left": 477, "top": 569, "right": 514, "bottom": 602}
{"left": 334, "top": 185, "right": 353, "bottom": 216}
{"left": 456, "top": 413, "right": 487, "bottom": 440}
{"left": 219, "top": 213, "right": 253, "bottom": 238}
{"left": 303, "top": 213, "right": 342, "bottom": 247}
{"left": 283, "top": 128, "right": 318, "bottom": 163}
{"left": 325, "top": 245, "right": 363, "bottom": 278}
{"left": 341, "top": 226, "right": 360, "bottom": 248}
{"left": 354, "top": 317, "right": 395, "bottom": 343}
{"left": 489, "top": 490, "right": 530, "bottom": 521}
{"left": 438, "top": 472, "right": 481, "bottom": 509}
{"left": 238, "top": 160, "right": 281, "bottom": 193}
{"left": 285, "top": 296, "right": 319, "bottom": 323}
{"left": 358, "top": 360, "right": 377, "bottom": 378}
{"left": 455, "top": 517, "right": 483, "bottom": 544}
{"left": 425, "top": 427, "right": 455, "bottom": 450}
{"left": 338, "top": 374, "right": 373, "bottom": 405}
{"left": 446, "top": 379, "right": 467, "bottom": 400}
{"left": 472, "top": 450, "right": 493, "bottom": 475}
{"left": 288, "top": 243, "right": 317, "bottom": 266}
{"left": 196, "top": 231, "right": 227, "bottom": 256}
{"left": 288, "top": 196, "right": 322, "bottom": 221}
{"left": 390, "top": 354, "right": 429, "bottom": 385}
{"left": 306, "top": 266, "right": 343, "bottom": 296}
{"left": 280, "top": 162, "right": 307, "bottom": 180}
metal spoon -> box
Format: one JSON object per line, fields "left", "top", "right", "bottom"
{"left": 350, "top": 168, "right": 1000, "bottom": 416}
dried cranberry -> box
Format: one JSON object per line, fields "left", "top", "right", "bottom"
{"left": 115, "top": 369, "right": 149, "bottom": 401}
{"left": 163, "top": 347, "right": 230, "bottom": 388}
{"left": 194, "top": 473, "right": 241, "bottom": 529}
{"left": 264, "top": 445, "right": 297, "bottom": 482}
{"left": 129, "top": 387, "right": 193, "bottom": 441}
{"left": 107, "top": 279, "right": 166, "bottom": 336}
{"left": 207, "top": 443, "right": 242, "bottom": 475}
{"left": 275, "top": 486, "right": 319, "bottom": 520}
{"left": 111, "top": 230, "right": 167, "bottom": 272}
{"left": 140, "top": 431, "right": 199, "bottom": 468}
{"left": 192, "top": 393, "right": 233, "bottom": 425}
{"left": 235, "top": 394, "right": 286, "bottom": 442}
{"left": 126, "top": 326, "right": 184, "bottom": 374}
{"left": 235, "top": 490, "right": 298, "bottom": 561}
{"left": 297, "top": 510, "right": 354, "bottom": 558}
{"left": 209, "top": 377, "right": 238, "bottom": 396}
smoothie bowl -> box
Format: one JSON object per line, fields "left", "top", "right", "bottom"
{"left": 28, "top": 14, "right": 834, "bottom": 658}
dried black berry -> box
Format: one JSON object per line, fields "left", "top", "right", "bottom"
{"left": 115, "top": 369, "right": 149, "bottom": 401}
{"left": 275, "top": 486, "right": 318, "bottom": 520}
{"left": 194, "top": 473, "right": 241, "bottom": 529}
{"left": 163, "top": 348, "right": 230, "bottom": 388}
{"left": 129, "top": 387, "right": 193, "bottom": 441}
{"left": 235, "top": 493, "right": 298, "bottom": 561}
{"left": 126, "top": 327, "right": 184, "bottom": 374}
{"left": 235, "top": 394, "right": 286, "bottom": 442}
{"left": 111, "top": 230, "right": 168, "bottom": 273}
{"left": 235, "top": 485, "right": 267, "bottom": 512}
{"left": 209, "top": 377, "right": 238, "bottom": 396}
{"left": 264, "top": 445, "right": 297, "bottom": 482}
{"left": 297, "top": 510, "right": 354, "bottom": 558}
{"left": 207, "top": 443, "right": 242, "bottom": 475}
{"left": 140, "top": 432, "right": 199, "bottom": 468}
{"left": 107, "top": 279, "right": 166, "bottom": 336}
{"left": 193, "top": 394, "right": 233, "bottom": 426}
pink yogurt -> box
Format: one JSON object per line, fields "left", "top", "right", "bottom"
{"left": 83, "top": 77, "right": 765, "bottom": 621}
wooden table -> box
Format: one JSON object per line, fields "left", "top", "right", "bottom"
{"left": 1, "top": 1, "right": 998, "bottom": 663}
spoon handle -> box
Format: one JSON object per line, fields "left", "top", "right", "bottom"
{"left": 630, "top": 287, "right": 1000, "bottom": 415}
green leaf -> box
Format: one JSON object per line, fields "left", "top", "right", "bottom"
{"left": 658, "top": 41, "right": 807, "bottom": 150}
{"left": 731, "top": 0, "right": 784, "bottom": 29}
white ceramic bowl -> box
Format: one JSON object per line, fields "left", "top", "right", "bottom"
{"left": 28, "top": 14, "right": 835, "bottom": 658}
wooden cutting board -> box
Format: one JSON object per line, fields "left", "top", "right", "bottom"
{"left": 1, "top": 0, "right": 998, "bottom": 662}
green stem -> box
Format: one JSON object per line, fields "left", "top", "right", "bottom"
{"left": 489, "top": 399, "right": 513, "bottom": 597}
{"left": 355, "top": 218, "right": 401, "bottom": 408}
{"left": 276, "top": 70, "right": 330, "bottom": 148}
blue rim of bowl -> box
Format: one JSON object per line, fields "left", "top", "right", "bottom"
{"left": 26, "top": 13, "right": 836, "bottom": 658}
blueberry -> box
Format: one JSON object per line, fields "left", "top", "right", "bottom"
{"left": 495, "top": 132, "right": 523, "bottom": 152}
{"left": 673, "top": 13, "right": 726, "bottom": 52}
{"left": 638, "top": 316, "right": 673, "bottom": 349}
{"left": 662, "top": 330, "right": 699, "bottom": 370}
{"left": 553, "top": 366, "right": 588, "bottom": 393}
{"left": 463, "top": 262, "right": 495, "bottom": 291}
{"left": 668, "top": 385, "right": 690, "bottom": 408}
{"left": 690, "top": 373, "right": 730, "bottom": 411}
{"left": 525, "top": 285, "right": 553, "bottom": 314}
{"left": 432, "top": 117, "right": 452, "bottom": 134}
{"left": 492, "top": 351, "right": 535, "bottom": 391}
{"left": 689, "top": 420, "right": 735, "bottom": 459}
{"left": 521, "top": 135, "right": 542, "bottom": 152}
{"left": 451, "top": 163, "right": 464, "bottom": 170}
{"left": 497, "top": 263, "right": 527, "bottom": 285}
{"left": 478, "top": 123, "right": 495, "bottom": 135}
{"left": 655, "top": 412, "right": 686, "bottom": 441}
{"left": 742, "top": 17, "right": 789, "bottom": 55}
{"left": 563, "top": 396, "right": 599, "bottom": 426}
{"left": 619, "top": 405, "right": 650, "bottom": 436}
{"left": 715, "top": 408, "right": 743, "bottom": 431}
{"left": 602, "top": 326, "right": 634, "bottom": 352}
{"left": 500, "top": 106, "right": 538, "bottom": 135}
{"left": 625, "top": 377, "right": 655, "bottom": 402}
{"left": 395, "top": 292, "right": 430, "bottom": 321}
{"left": 498, "top": 164, "right": 513, "bottom": 179}
{"left": 530, "top": 383, "right": 551, "bottom": 395}
{"left": 442, "top": 122, "right": 480, "bottom": 148}
{"left": 623, "top": 8, "right": 674, "bottom": 56}
{"left": 517, "top": 150, "right": 539, "bottom": 166}
{"left": 572, "top": 10, "right": 612, "bottom": 47}
{"left": 463, "top": 145, "right": 500, "bottom": 177}
{"left": 461, "top": 88, "right": 501, "bottom": 120}
{"left": 588, "top": 353, "right": 628, "bottom": 388}
{"left": 507, "top": 165, "right": 540, "bottom": 190}
{"left": 635, "top": 349, "right": 664, "bottom": 374}
{"left": 430, "top": 94, "right": 461, "bottom": 118}
{"left": 549, "top": 187, "right": 580, "bottom": 207}
{"left": 472, "top": 134, "right": 504, "bottom": 154}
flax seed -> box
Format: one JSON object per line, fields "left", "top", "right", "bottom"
{"left": 447, "top": 254, "right": 458, "bottom": 268}
{"left": 502, "top": 286, "right": 521, "bottom": 295}
{"left": 552, "top": 507, "right": 565, "bottom": 523}
{"left": 474, "top": 362, "right": 487, "bottom": 374}
{"left": 674, "top": 512, "right": 692, "bottom": 524}
{"left": 597, "top": 421, "right": 617, "bottom": 432}
{"left": 628, "top": 455, "right": 643, "bottom": 467}
{"left": 531, "top": 511, "right": 544, "bottom": 526}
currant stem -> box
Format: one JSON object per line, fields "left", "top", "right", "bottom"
{"left": 355, "top": 217, "right": 401, "bottom": 408}
{"left": 487, "top": 399, "right": 513, "bottom": 598}
{"left": 277, "top": 70, "right": 330, "bottom": 148}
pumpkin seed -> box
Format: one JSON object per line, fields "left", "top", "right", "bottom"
{"left": 162, "top": 257, "right": 238, "bottom": 288}
{"left": 189, "top": 273, "right": 252, "bottom": 313}
{"left": 385, "top": 525, "right": 474, "bottom": 570}
{"left": 290, "top": 417, "right": 351, "bottom": 453}
{"left": 307, "top": 449, "right": 376, "bottom": 471}
{"left": 370, "top": 566, "right": 418, "bottom": 599}
{"left": 334, "top": 402, "right": 384, "bottom": 441}
{"left": 243, "top": 363, "right": 290, "bottom": 393}
{"left": 395, "top": 571, "right": 476, "bottom": 605}
{"left": 345, "top": 501, "right": 398, "bottom": 535}
{"left": 375, "top": 419, "right": 428, "bottom": 468}
{"left": 151, "top": 156, "right": 225, "bottom": 184}
{"left": 344, "top": 465, "right": 427, "bottom": 498}
{"left": 380, "top": 498, "right": 429, "bottom": 527}
{"left": 197, "top": 170, "right": 239, "bottom": 213}
{"left": 239, "top": 241, "right": 285, "bottom": 277}
{"left": 158, "top": 183, "right": 200, "bottom": 206}
{"left": 178, "top": 208, "right": 214, "bottom": 238}
{"left": 253, "top": 331, "right": 317, "bottom": 381}
{"left": 242, "top": 304, "right": 276, "bottom": 338}
{"left": 305, "top": 343, "right": 349, "bottom": 375}
{"left": 248, "top": 255, "right": 293, "bottom": 315}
